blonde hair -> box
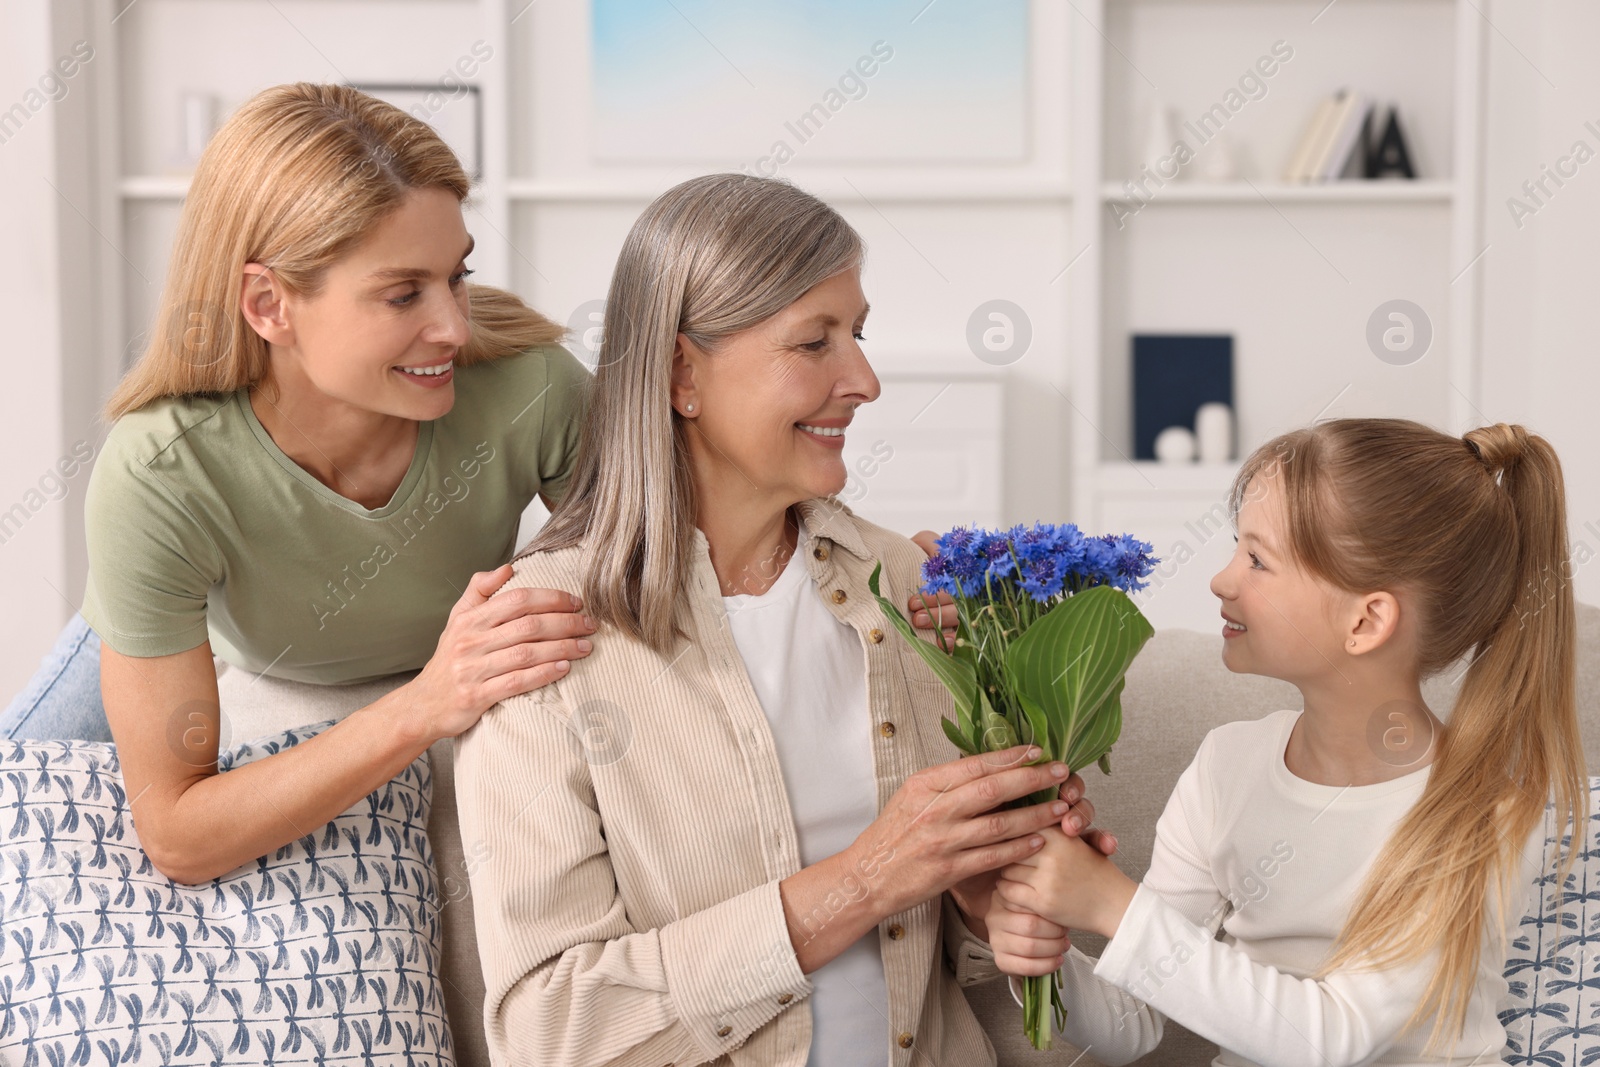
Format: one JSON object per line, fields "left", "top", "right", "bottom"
{"left": 520, "top": 173, "right": 864, "bottom": 651}
{"left": 105, "top": 82, "right": 562, "bottom": 421}
{"left": 1230, "top": 418, "right": 1586, "bottom": 1049}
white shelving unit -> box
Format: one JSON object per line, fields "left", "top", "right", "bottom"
{"left": 1099, "top": 180, "right": 1456, "bottom": 203}
{"left": 1070, "top": 0, "right": 1483, "bottom": 631}
{"left": 90, "top": 0, "right": 1484, "bottom": 633}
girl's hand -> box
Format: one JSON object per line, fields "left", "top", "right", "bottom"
{"left": 1059, "top": 783, "right": 1120, "bottom": 858}
{"left": 996, "top": 826, "right": 1138, "bottom": 940}
{"left": 909, "top": 529, "right": 958, "bottom": 649}
{"left": 950, "top": 766, "right": 1106, "bottom": 937}
{"left": 404, "top": 564, "right": 596, "bottom": 741}
{"left": 851, "top": 745, "right": 1074, "bottom": 918}
{"left": 988, "top": 897, "right": 1073, "bottom": 977}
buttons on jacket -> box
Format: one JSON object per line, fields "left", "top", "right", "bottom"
{"left": 716, "top": 1025, "right": 732, "bottom": 1037}
{"left": 898, "top": 1032, "right": 915, "bottom": 1049}
{"left": 887, "top": 923, "right": 905, "bottom": 940}
{"left": 777, "top": 992, "right": 794, "bottom": 1005}
{"left": 831, "top": 589, "right": 848, "bottom": 604}
{"left": 879, "top": 721, "right": 896, "bottom": 738}
{"left": 813, "top": 544, "right": 829, "bottom": 561}
{"left": 868, "top": 628, "right": 884, "bottom": 644}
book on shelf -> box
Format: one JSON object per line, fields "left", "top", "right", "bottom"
{"left": 1315, "top": 92, "right": 1372, "bottom": 180}
{"left": 1282, "top": 94, "right": 1339, "bottom": 182}
{"left": 1284, "top": 89, "right": 1374, "bottom": 183}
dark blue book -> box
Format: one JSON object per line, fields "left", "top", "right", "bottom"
{"left": 1132, "top": 334, "right": 1234, "bottom": 461}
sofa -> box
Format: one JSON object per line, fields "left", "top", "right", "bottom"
{"left": 14, "top": 602, "right": 1600, "bottom": 1066}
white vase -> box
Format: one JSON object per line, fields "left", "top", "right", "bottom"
{"left": 1195, "top": 130, "right": 1239, "bottom": 183}
{"left": 1139, "top": 100, "right": 1175, "bottom": 179}
{"left": 1195, "top": 403, "right": 1234, "bottom": 462}
{"left": 1154, "top": 425, "right": 1197, "bottom": 464}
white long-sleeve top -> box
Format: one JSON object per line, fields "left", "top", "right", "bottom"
{"left": 1027, "top": 709, "right": 1546, "bottom": 1067}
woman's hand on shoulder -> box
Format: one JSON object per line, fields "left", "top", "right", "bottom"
{"left": 403, "top": 564, "right": 596, "bottom": 740}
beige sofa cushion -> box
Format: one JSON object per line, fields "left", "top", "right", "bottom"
{"left": 213, "top": 600, "right": 1600, "bottom": 1067}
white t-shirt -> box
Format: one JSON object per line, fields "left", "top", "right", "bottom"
{"left": 721, "top": 518, "right": 887, "bottom": 1067}
{"left": 1028, "top": 708, "right": 1546, "bottom": 1066}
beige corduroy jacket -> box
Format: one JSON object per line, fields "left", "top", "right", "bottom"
{"left": 454, "top": 496, "right": 1006, "bottom": 1066}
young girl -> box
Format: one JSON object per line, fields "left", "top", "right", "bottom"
{"left": 987, "top": 418, "right": 1588, "bottom": 1065}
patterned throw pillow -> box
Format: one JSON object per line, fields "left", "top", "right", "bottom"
{"left": 1501, "top": 777, "right": 1600, "bottom": 1066}
{"left": 0, "top": 720, "right": 453, "bottom": 1065}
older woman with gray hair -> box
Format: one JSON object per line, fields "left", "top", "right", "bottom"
{"left": 454, "top": 174, "right": 1109, "bottom": 1065}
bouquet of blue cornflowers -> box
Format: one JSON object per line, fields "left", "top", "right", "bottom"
{"left": 868, "top": 523, "right": 1159, "bottom": 1051}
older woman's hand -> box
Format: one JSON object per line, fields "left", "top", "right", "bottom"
{"left": 852, "top": 745, "right": 1075, "bottom": 919}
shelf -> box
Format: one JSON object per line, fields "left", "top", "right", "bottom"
{"left": 1098, "top": 180, "right": 1455, "bottom": 204}
{"left": 122, "top": 174, "right": 1078, "bottom": 204}
{"left": 1105, "top": 0, "right": 1452, "bottom": 5}
{"left": 505, "top": 175, "right": 1073, "bottom": 204}
{"left": 120, "top": 176, "right": 191, "bottom": 200}
{"left": 1097, "top": 461, "right": 1242, "bottom": 499}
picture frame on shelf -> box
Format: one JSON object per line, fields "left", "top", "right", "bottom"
{"left": 1132, "top": 334, "right": 1235, "bottom": 463}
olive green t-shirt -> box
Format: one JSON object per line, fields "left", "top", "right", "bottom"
{"left": 80, "top": 344, "right": 591, "bottom": 684}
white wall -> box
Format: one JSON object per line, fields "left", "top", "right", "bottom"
{"left": 0, "top": 1, "right": 92, "bottom": 703}
{"left": 1480, "top": 0, "right": 1600, "bottom": 608}
{"left": 3, "top": 0, "right": 1600, "bottom": 702}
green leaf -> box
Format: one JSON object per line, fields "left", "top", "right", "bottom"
{"left": 1066, "top": 683, "right": 1124, "bottom": 773}
{"left": 942, "top": 716, "right": 978, "bottom": 755}
{"left": 983, "top": 708, "right": 1020, "bottom": 751}
{"left": 1006, "top": 585, "right": 1153, "bottom": 777}
{"left": 1015, "top": 691, "right": 1055, "bottom": 762}
{"left": 867, "top": 562, "right": 995, "bottom": 741}
{"left": 966, "top": 683, "right": 987, "bottom": 753}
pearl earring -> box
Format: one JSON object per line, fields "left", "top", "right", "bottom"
{"left": 686, "top": 403, "right": 695, "bottom": 413}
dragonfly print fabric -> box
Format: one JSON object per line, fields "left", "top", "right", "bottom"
{"left": 0, "top": 720, "right": 453, "bottom": 1065}
{"left": 1502, "top": 777, "right": 1600, "bottom": 1067}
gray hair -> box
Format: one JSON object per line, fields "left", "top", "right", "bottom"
{"left": 521, "top": 173, "right": 866, "bottom": 651}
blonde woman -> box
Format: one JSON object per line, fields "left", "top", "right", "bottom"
{"left": 0, "top": 82, "right": 595, "bottom": 886}
{"left": 455, "top": 174, "right": 1109, "bottom": 1065}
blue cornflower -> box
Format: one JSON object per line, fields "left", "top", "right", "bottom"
{"left": 1053, "top": 524, "right": 1088, "bottom": 573}
{"left": 1109, "top": 534, "right": 1157, "bottom": 592}
{"left": 1019, "top": 557, "right": 1065, "bottom": 601}
{"left": 1081, "top": 535, "right": 1120, "bottom": 587}
{"left": 939, "top": 526, "right": 977, "bottom": 555}
{"left": 1012, "top": 523, "right": 1056, "bottom": 562}
{"left": 919, "top": 523, "right": 1161, "bottom": 599}
{"left": 921, "top": 553, "right": 956, "bottom": 597}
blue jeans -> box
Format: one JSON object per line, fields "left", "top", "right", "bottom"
{"left": 0, "top": 612, "right": 111, "bottom": 742}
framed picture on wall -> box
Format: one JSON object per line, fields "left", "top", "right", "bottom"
{"left": 349, "top": 82, "right": 483, "bottom": 180}
{"left": 589, "top": 0, "right": 1029, "bottom": 166}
